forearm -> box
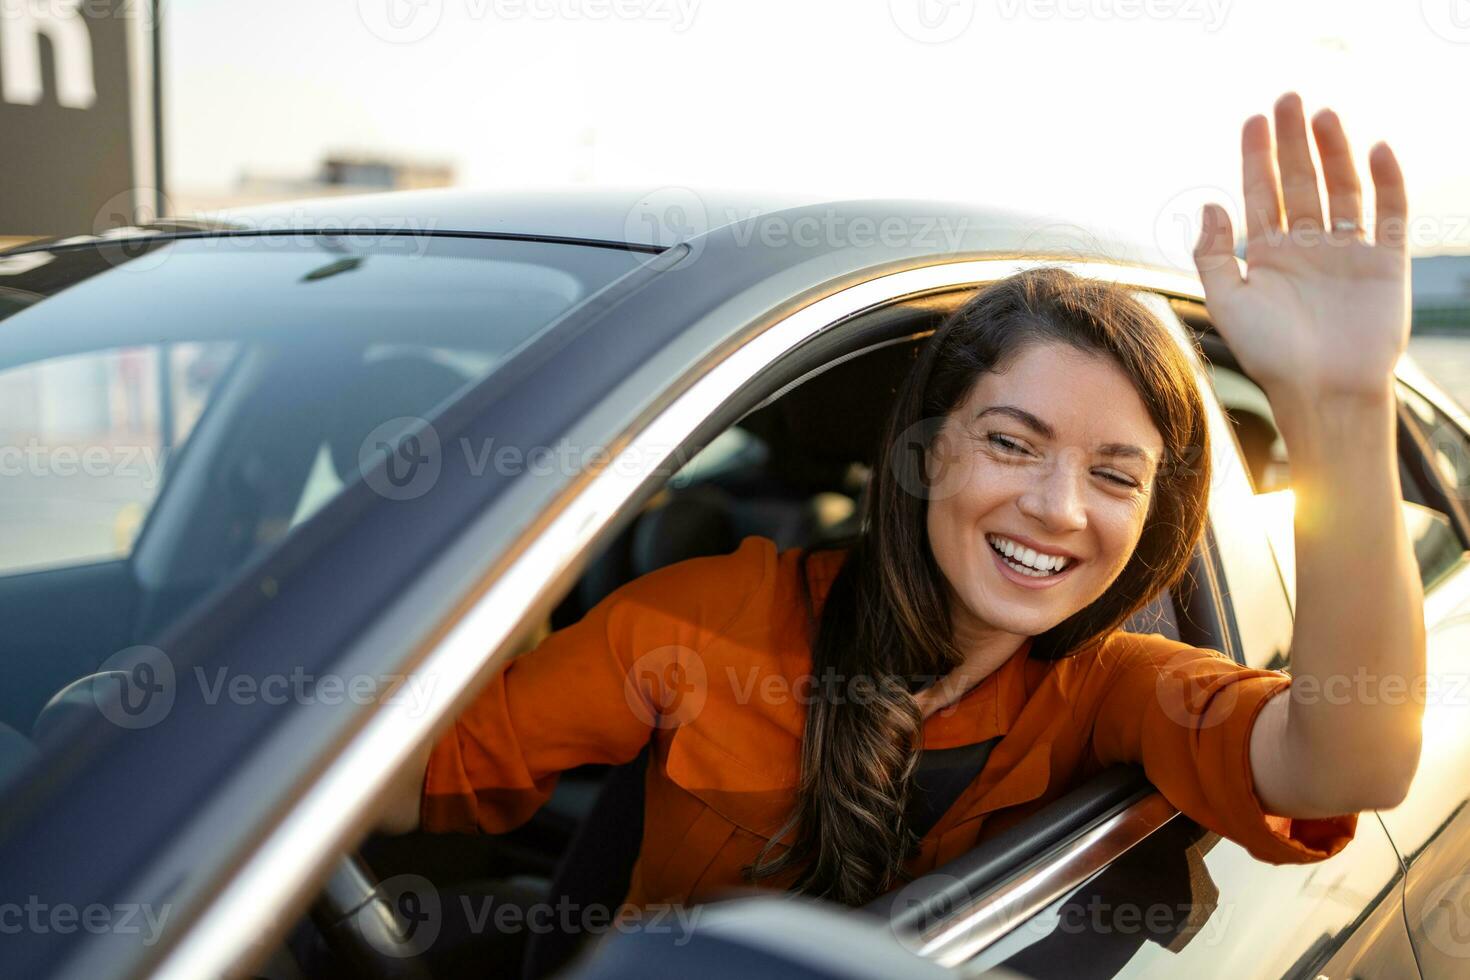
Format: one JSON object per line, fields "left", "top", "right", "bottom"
{"left": 376, "top": 737, "right": 435, "bottom": 834}
{"left": 1250, "top": 384, "right": 1426, "bottom": 816}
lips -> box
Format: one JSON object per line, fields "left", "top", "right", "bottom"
{"left": 987, "top": 539, "right": 1083, "bottom": 591}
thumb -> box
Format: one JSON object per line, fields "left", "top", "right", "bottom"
{"left": 1193, "top": 203, "right": 1243, "bottom": 299}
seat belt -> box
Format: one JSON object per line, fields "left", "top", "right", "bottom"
{"left": 904, "top": 737, "right": 1001, "bottom": 839}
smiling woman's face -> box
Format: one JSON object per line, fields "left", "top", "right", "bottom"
{"left": 924, "top": 340, "right": 1166, "bottom": 644}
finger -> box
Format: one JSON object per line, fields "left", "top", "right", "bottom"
{"left": 1273, "top": 92, "right": 1324, "bottom": 232}
{"left": 1310, "top": 108, "right": 1364, "bottom": 233}
{"left": 1369, "top": 141, "right": 1408, "bottom": 252}
{"left": 1193, "top": 203, "right": 1243, "bottom": 298}
{"left": 1241, "top": 114, "right": 1283, "bottom": 245}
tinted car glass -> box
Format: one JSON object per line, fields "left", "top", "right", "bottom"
{"left": 0, "top": 234, "right": 650, "bottom": 774}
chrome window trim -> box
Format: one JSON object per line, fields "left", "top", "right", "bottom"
{"left": 911, "top": 793, "right": 1179, "bottom": 968}
{"left": 149, "top": 257, "right": 1203, "bottom": 980}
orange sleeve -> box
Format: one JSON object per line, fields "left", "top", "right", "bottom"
{"left": 1088, "top": 635, "right": 1357, "bottom": 863}
{"left": 420, "top": 535, "right": 772, "bottom": 834}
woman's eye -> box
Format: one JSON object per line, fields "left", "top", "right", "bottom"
{"left": 986, "top": 434, "right": 1029, "bottom": 455}
{"left": 985, "top": 433, "right": 1139, "bottom": 488}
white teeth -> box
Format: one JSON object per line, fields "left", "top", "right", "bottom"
{"left": 987, "top": 534, "right": 1070, "bottom": 574}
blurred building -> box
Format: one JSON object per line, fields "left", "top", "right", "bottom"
{"left": 1412, "top": 255, "right": 1470, "bottom": 332}
{"left": 170, "top": 153, "right": 456, "bottom": 217}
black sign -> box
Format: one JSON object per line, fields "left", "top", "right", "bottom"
{"left": 0, "top": 1, "right": 148, "bottom": 237}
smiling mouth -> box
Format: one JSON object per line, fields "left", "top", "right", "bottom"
{"left": 985, "top": 534, "right": 1075, "bottom": 579}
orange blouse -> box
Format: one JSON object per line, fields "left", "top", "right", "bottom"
{"left": 422, "top": 535, "right": 1357, "bottom": 908}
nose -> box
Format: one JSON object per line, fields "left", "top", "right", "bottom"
{"left": 1016, "top": 448, "right": 1088, "bottom": 533}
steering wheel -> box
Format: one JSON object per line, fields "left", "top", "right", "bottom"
{"left": 310, "top": 852, "right": 437, "bottom": 980}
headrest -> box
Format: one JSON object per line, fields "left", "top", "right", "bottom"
{"left": 742, "top": 340, "right": 920, "bottom": 476}
{"left": 325, "top": 355, "right": 473, "bottom": 482}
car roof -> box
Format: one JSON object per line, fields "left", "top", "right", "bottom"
{"left": 12, "top": 185, "right": 1189, "bottom": 275}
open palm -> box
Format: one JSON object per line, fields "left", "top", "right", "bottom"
{"left": 1193, "top": 93, "right": 1410, "bottom": 399}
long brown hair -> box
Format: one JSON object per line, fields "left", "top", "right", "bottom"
{"left": 744, "top": 267, "right": 1212, "bottom": 905}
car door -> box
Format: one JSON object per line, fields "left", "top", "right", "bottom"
{"left": 910, "top": 297, "right": 1418, "bottom": 979}
{"left": 1372, "top": 372, "right": 1470, "bottom": 980}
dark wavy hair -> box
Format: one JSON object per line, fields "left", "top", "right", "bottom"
{"left": 744, "top": 267, "right": 1212, "bottom": 905}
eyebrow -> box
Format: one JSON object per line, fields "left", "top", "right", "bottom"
{"left": 974, "top": 405, "right": 1157, "bottom": 466}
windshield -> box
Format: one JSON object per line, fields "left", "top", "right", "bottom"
{"left": 0, "top": 234, "right": 651, "bottom": 777}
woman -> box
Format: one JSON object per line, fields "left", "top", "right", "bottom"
{"left": 380, "top": 93, "right": 1424, "bottom": 915}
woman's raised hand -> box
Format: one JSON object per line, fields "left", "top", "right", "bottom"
{"left": 1192, "top": 92, "right": 1410, "bottom": 401}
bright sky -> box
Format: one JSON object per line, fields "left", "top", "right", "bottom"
{"left": 167, "top": 0, "right": 1470, "bottom": 261}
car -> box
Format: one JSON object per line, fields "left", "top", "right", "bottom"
{"left": 1, "top": 187, "right": 1469, "bottom": 979}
